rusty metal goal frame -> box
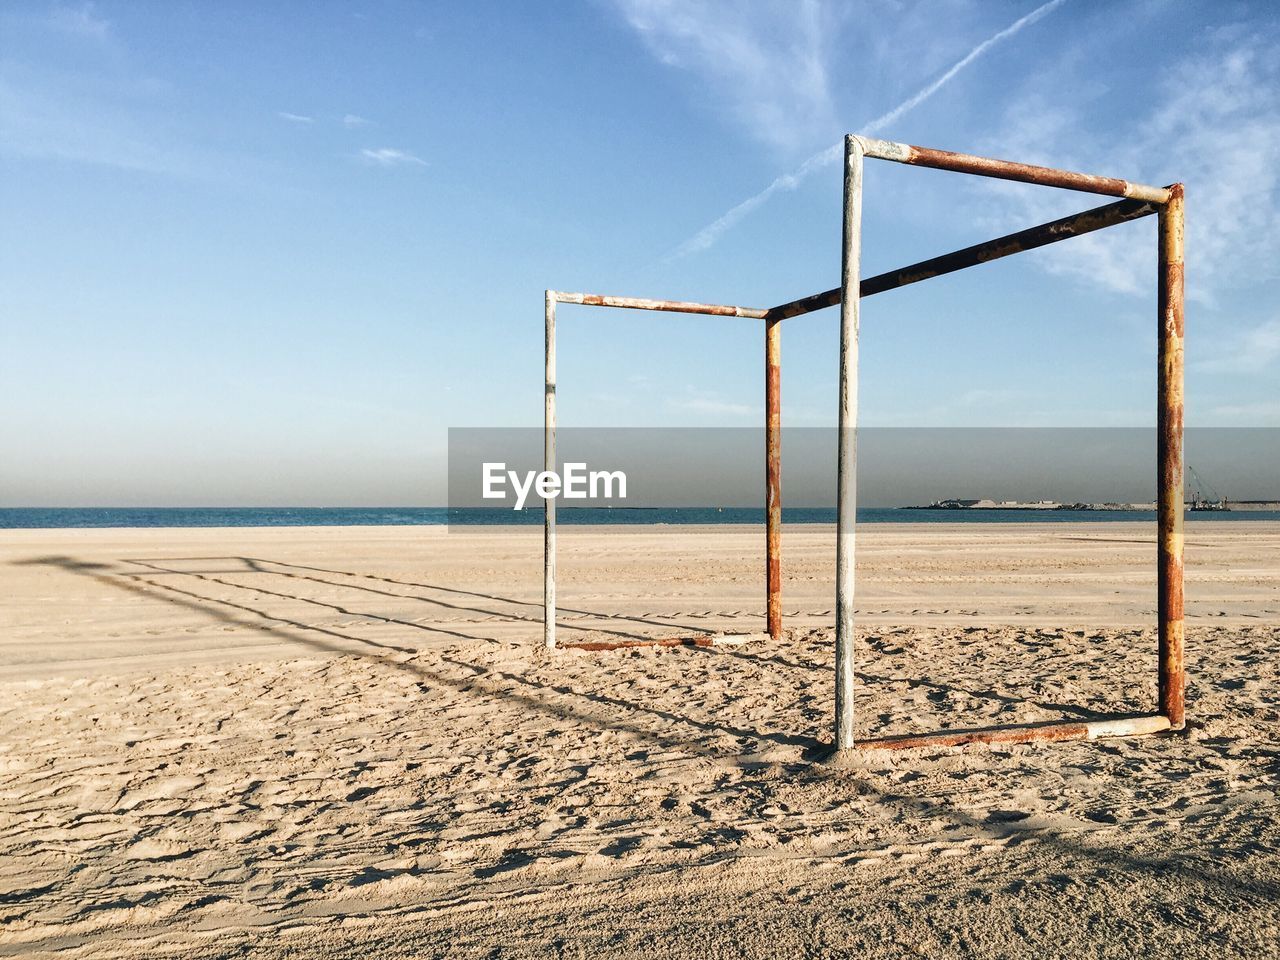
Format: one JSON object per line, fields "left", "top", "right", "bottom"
{"left": 544, "top": 133, "right": 1185, "bottom": 755}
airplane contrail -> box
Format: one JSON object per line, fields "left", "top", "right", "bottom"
{"left": 669, "top": 0, "right": 1069, "bottom": 260}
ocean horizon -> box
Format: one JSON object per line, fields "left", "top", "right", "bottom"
{"left": 3, "top": 506, "right": 1279, "bottom": 529}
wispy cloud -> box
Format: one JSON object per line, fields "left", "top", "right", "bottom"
{"left": 0, "top": 10, "right": 222, "bottom": 177}
{"left": 978, "top": 29, "right": 1280, "bottom": 304}
{"left": 281, "top": 111, "right": 373, "bottom": 129}
{"left": 665, "top": 0, "right": 1068, "bottom": 258}
{"left": 862, "top": 0, "right": 1066, "bottom": 137}
{"left": 1208, "top": 401, "right": 1280, "bottom": 423}
{"left": 48, "top": 2, "right": 110, "bottom": 41}
{"left": 0, "top": 64, "right": 194, "bottom": 175}
{"left": 1197, "top": 319, "right": 1280, "bottom": 374}
{"left": 956, "top": 387, "right": 1024, "bottom": 408}
{"left": 359, "top": 147, "right": 426, "bottom": 167}
{"left": 668, "top": 392, "right": 758, "bottom": 418}
{"left": 613, "top": 0, "right": 836, "bottom": 153}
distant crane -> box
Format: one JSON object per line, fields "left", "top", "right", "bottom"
{"left": 1187, "top": 465, "right": 1229, "bottom": 511}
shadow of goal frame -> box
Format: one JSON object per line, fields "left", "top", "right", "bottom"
{"left": 543, "top": 133, "right": 1186, "bottom": 754}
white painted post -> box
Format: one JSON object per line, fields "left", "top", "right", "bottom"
{"left": 835, "top": 136, "right": 864, "bottom": 751}
{"left": 544, "top": 290, "right": 557, "bottom": 650}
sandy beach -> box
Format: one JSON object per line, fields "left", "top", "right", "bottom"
{"left": 2, "top": 521, "right": 1278, "bottom": 958}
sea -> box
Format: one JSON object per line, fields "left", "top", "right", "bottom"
{"left": 2, "top": 507, "right": 1279, "bottom": 529}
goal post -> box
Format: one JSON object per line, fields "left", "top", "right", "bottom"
{"left": 543, "top": 132, "right": 1186, "bottom": 754}
{"left": 541, "top": 291, "right": 776, "bottom": 653}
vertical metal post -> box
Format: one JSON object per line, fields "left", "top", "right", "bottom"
{"left": 835, "top": 136, "right": 863, "bottom": 751}
{"left": 765, "top": 317, "right": 782, "bottom": 641}
{"left": 544, "top": 290, "right": 557, "bottom": 650}
{"left": 1157, "top": 185, "right": 1185, "bottom": 726}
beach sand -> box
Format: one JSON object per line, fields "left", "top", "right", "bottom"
{"left": 1, "top": 522, "right": 1277, "bottom": 958}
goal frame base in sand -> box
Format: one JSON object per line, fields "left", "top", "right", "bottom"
{"left": 543, "top": 134, "right": 1186, "bottom": 754}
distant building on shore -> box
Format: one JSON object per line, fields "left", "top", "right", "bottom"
{"left": 907, "top": 498, "right": 1280, "bottom": 511}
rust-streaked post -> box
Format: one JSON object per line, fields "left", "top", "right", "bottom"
{"left": 835, "top": 135, "right": 864, "bottom": 751}
{"left": 550, "top": 291, "right": 768, "bottom": 319}
{"left": 1157, "top": 184, "right": 1185, "bottom": 727}
{"left": 765, "top": 316, "right": 782, "bottom": 641}
{"left": 544, "top": 290, "right": 557, "bottom": 650}
{"left": 854, "top": 136, "right": 1171, "bottom": 203}
{"left": 855, "top": 714, "right": 1171, "bottom": 752}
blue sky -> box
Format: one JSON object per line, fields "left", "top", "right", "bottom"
{"left": 1, "top": 0, "right": 1277, "bottom": 505}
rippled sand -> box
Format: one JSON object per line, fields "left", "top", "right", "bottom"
{"left": 2, "top": 523, "right": 1277, "bottom": 958}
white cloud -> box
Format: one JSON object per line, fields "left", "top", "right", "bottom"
{"left": 668, "top": 392, "right": 757, "bottom": 418}
{"left": 978, "top": 31, "right": 1280, "bottom": 304}
{"left": 277, "top": 111, "right": 314, "bottom": 124}
{"left": 359, "top": 147, "right": 426, "bottom": 167}
{"left": 1207, "top": 401, "right": 1280, "bottom": 423}
{"left": 0, "top": 67, "right": 190, "bottom": 174}
{"left": 0, "top": 14, "right": 218, "bottom": 177}
{"left": 612, "top": 0, "right": 836, "bottom": 153}
{"left": 662, "top": 0, "right": 1068, "bottom": 258}
{"left": 1197, "top": 319, "right": 1280, "bottom": 374}
{"left": 342, "top": 114, "right": 371, "bottom": 127}
{"left": 860, "top": 0, "right": 1066, "bottom": 136}
{"left": 957, "top": 387, "right": 1023, "bottom": 408}
{"left": 48, "top": 3, "right": 110, "bottom": 40}
{"left": 1145, "top": 39, "right": 1280, "bottom": 304}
